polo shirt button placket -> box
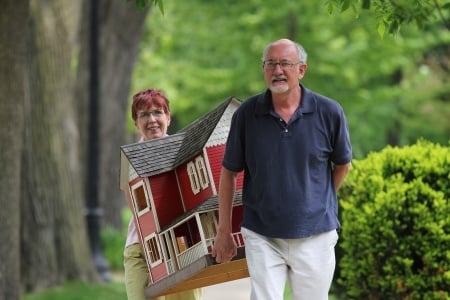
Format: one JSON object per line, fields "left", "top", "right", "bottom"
{"left": 278, "top": 118, "right": 289, "bottom": 135}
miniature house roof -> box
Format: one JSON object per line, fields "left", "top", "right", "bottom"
{"left": 119, "top": 96, "right": 241, "bottom": 190}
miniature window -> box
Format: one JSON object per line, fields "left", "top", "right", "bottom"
{"left": 131, "top": 181, "right": 150, "bottom": 216}
{"left": 144, "top": 234, "right": 162, "bottom": 267}
{"left": 176, "top": 236, "right": 188, "bottom": 253}
{"left": 187, "top": 162, "right": 200, "bottom": 194}
{"left": 195, "top": 156, "right": 210, "bottom": 189}
{"left": 200, "top": 212, "right": 216, "bottom": 239}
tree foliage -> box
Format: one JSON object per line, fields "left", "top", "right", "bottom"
{"left": 132, "top": 0, "right": 450, "bottom": 158}
{"left": 133, "top": 0, "right": 164, "bottom": 14}
{"left": 330, "top": 0, "right": 450, "bottom": 33}
{"left": 321, "top": 0, "right": 448, "bottom": 36}
{"left": 135, "top": 0, "right": 450, "bottom": 35}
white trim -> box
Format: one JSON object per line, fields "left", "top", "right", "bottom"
{"left": 195, "top": 156, "right": 210, "bottom": 190}
{"left": 144, "top": 177, "right": 160, "bottom": 232}
{"left": 130, "top": 180, "right": 151, "bottom": 217}
{"left": 144, "top": 233, "right": 163, "bottom": 267}
{"left": 187, "top": 161, "right": 201, "bottom": 194}
{"left": 202, "top": 148, "right": 217, "bottom": 194}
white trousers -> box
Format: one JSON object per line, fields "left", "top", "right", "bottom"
{"left": 241, "top": 227, "right": 338, "bottom": 300}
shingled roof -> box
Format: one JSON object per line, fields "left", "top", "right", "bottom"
{"left": 120, "top": 96, "right": 240, "bottom": 178}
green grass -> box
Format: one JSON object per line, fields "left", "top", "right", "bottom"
{"left": 22, "top": 280, "right": 127, "bottom": 300}
{"left": 23, "top": 278, "right": 341, "bottom": 300}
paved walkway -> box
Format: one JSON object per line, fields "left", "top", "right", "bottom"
{"left": 202, "top": 278, "right": 250, "bottom": 300}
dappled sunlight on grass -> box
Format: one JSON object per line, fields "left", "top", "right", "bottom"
{"left": 22, "top": 279, "right": 126, "bottom": 300}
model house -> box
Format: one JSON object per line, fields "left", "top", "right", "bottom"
{"left": 119, "top": 97, "right": 247, "bottom": 297}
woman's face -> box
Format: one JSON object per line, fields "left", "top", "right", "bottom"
{"left": 134, "top": 104, "right": 171, "bottom": 141}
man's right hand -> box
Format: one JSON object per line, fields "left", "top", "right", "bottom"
{"left": 211, "top": 231, "right": 237, "bottom": 264}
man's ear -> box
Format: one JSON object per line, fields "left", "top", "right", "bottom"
{"left": 298, "top": 64, "right": 307, "bottom": 79}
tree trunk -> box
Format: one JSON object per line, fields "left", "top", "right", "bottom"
{"left": 0, "top": 1, "right": 29, "bottom": 299}
{"left": 20, "top": 0, "right": 97, "bottom": 292}
{"left": 1, "top": 0, "right": 151, "bottom": 295}
{"left": 75, "top": 0, "right": 150, "bottom": 231}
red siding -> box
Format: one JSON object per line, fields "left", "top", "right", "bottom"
{"left": 150, "top": 262, "right": 168, "bottom": 283}
{"left": 232, "top": 205, "right": 243, "bottom": 233}
{"left": 206, "top": 144, "right": 244, "bottom": 190}
{"left": 149, "top": 172, "right": 184, "bottom": 229}
{"left": 127, "top": 180, "right": 157, "bottom": 238}
{"left": 206, "top": 144, "right": 225, "bottom": 188}
{"left": 176, "top": 156, "right": 214, "bottom": 211}
{"left": 236, "top": 172, "right": 244, "bottom": 190}
{"left": 137, "top": 211, "right": 157, "bottom": 237}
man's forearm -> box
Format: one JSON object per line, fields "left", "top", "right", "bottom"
{"left": 217, "top": 167, "right": 237, "bottom": 233}
{"left": 333, "top": 162, "right": 351, "bottom": 191}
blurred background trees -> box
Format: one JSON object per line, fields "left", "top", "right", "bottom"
{"left": 0, "top": 0, "right": 448, "bottom": 299}
{"left": 134, "top": 0, "right": 449, "bottom": 158}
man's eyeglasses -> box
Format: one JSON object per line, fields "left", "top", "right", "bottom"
{"left": 137, "top": 110, "right": 165, "bottom": 120}
{"left": 263, "top": 60, "right": 301, "bottom": 71}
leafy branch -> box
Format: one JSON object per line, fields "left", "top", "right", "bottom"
{"left": 325, "top": 0, "right": 450, "bottom": 36}
{"left": 132, "top": 0, "right": 164, "bottom": 14}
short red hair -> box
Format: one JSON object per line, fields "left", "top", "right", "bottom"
{"left": 131, "top": 88, "right": 170, "bottom": 121}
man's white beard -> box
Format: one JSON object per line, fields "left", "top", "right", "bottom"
{"left": 269, "top": 82, "right": 289, "bottom": 94}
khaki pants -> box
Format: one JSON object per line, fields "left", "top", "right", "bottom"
{"left": 124, "top": 243, "right": 202, "bottom": 300}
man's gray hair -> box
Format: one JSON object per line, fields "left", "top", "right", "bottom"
{"left": 261, "top": 40, "right": 308, "bottom": 64}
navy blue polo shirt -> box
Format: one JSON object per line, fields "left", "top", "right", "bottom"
{"left": 223, "top": 84, "right": 352, "bottom": 238}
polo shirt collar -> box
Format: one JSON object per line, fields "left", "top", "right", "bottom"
{"left": 255, "top": 83, "right": 316, "bottom": 116}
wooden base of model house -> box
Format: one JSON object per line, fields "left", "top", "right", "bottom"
{"left": 145, "top": 247, "right": 248, "bottom": 298}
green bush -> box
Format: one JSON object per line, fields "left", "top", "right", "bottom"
{"left": 100, "top": 209, "right": 131, "bottom": 271}
{"left": 336, "top": 140, "right": 449, "bottom": 299}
